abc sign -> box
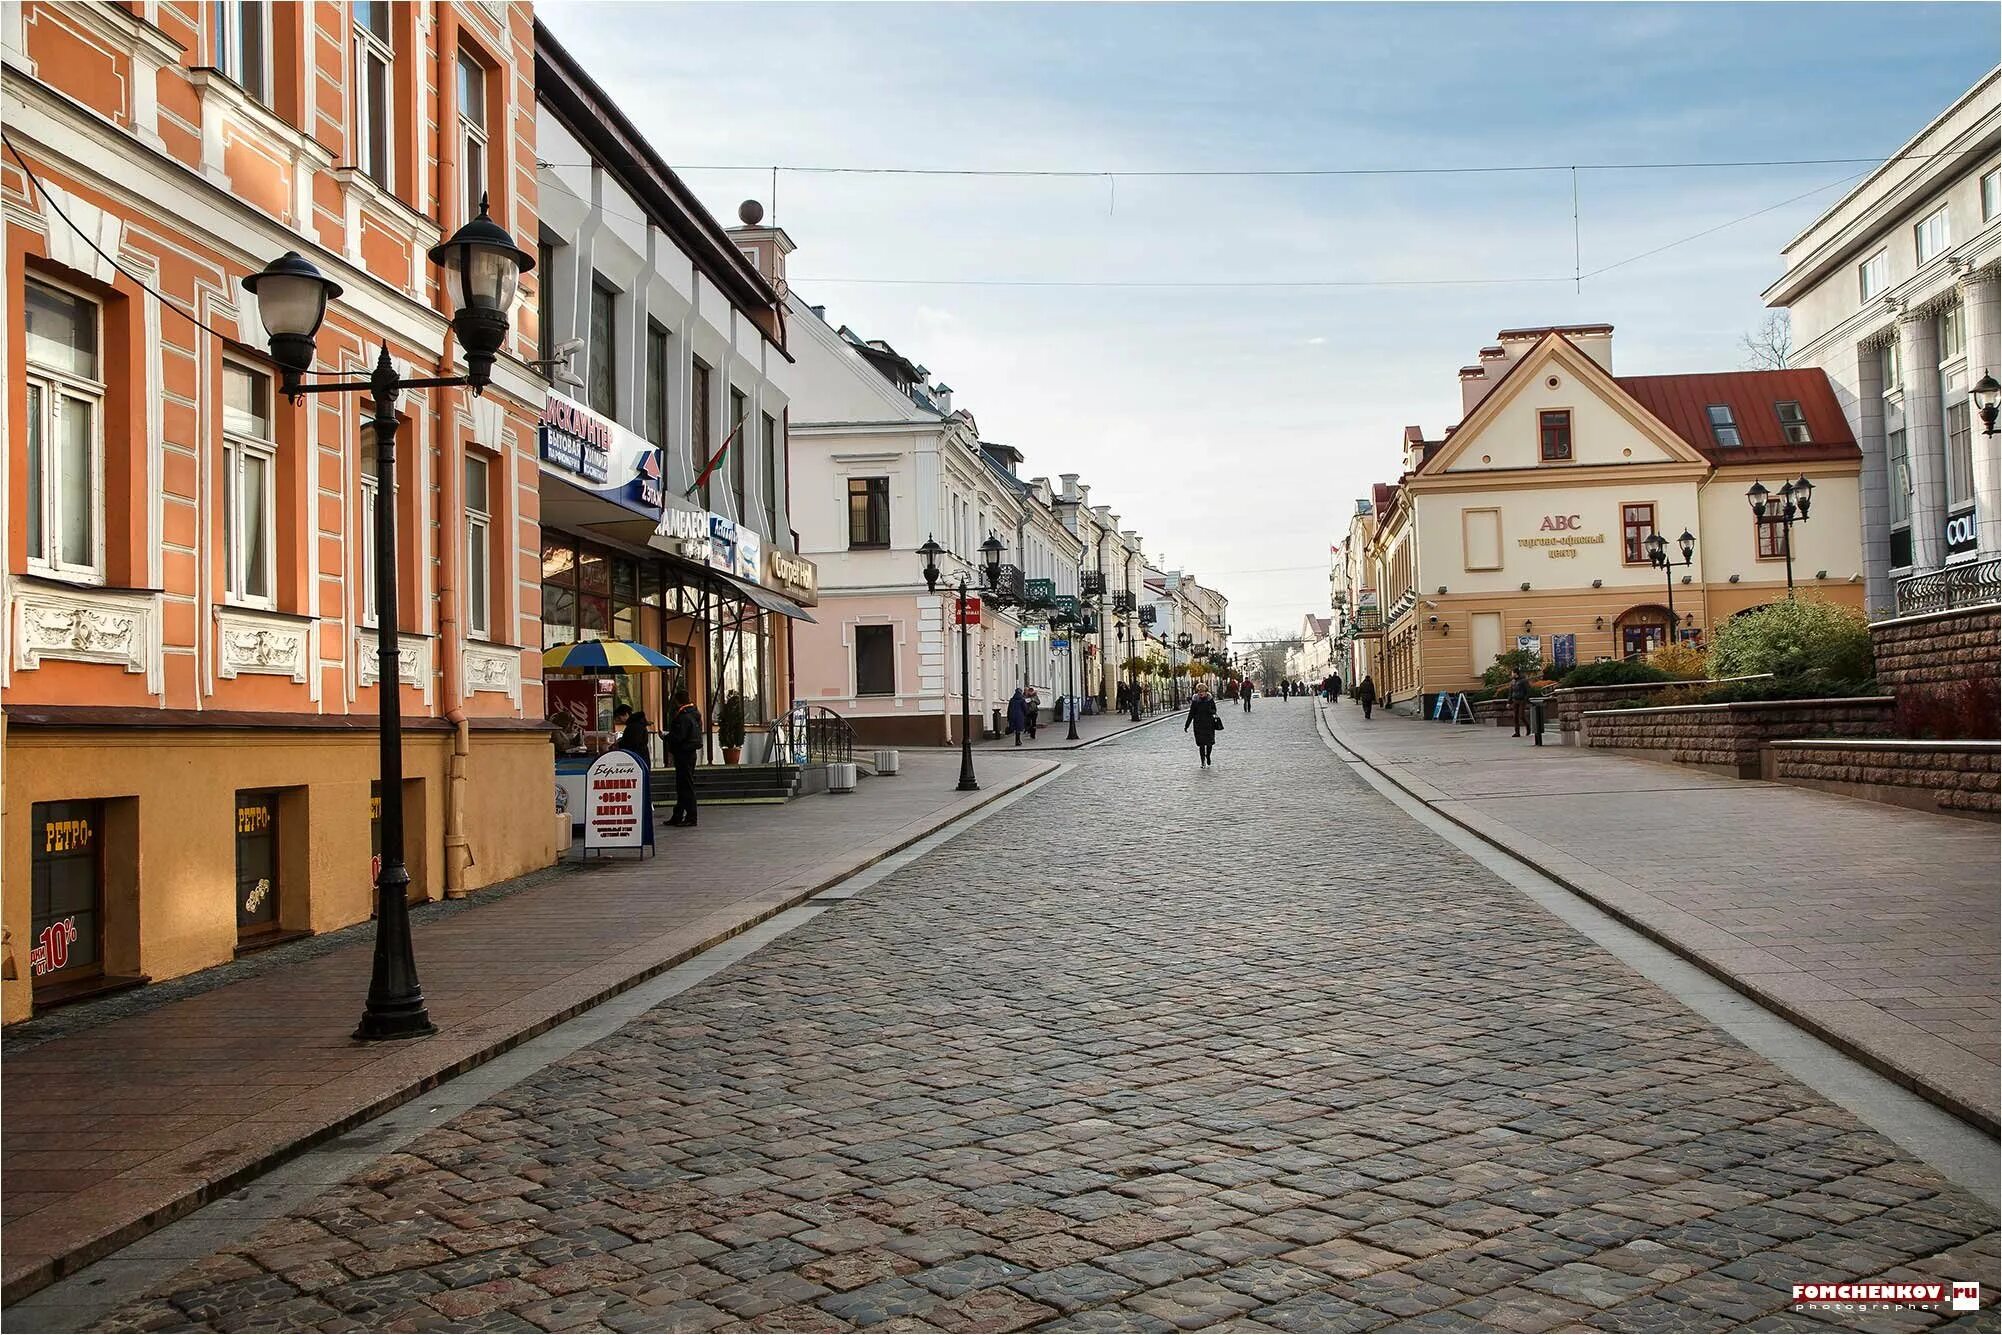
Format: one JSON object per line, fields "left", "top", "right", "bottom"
{"left": 1539, "top": 514, "right": 1584, "bottom": 532}
{"left": 1945, "top": 512, "right": 1978, "bottom": 553}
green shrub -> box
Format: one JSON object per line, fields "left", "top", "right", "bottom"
{"left": 1556, "top": 659, "right": 1671, "bottom": 689}
{"left": 1480, "top": 648, "right": 1546, "bottom": 689}
{"left": 1647, "top": 641, "right": 1709, "bottom": 681}
{"left": 1709, "top": 597, "right": 1873, "bottom": 682}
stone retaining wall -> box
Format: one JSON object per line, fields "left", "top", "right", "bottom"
{"left": 1870, "top": 603, "right": 1999, "bottom": 691}
{"left": 1582, "top": 697, "right": 1897, "bottom": 777}
{"left": 1764, "top": 740, "right": 1999, "bottom": 819}
{"left": 1550, "top": 675, "right": 1770, "bottom": 743}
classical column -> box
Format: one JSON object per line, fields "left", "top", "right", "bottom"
{"left": 1852, "top": 335, "right": 1892, "bottom": 613}
{"left": 1898, "top": 308, "right": 1946, "bottom": 571}
{"left": 1959, "top": 263, "right": 2001, "bottom": 559}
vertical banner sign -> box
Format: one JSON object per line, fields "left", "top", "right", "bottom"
{"left": 585, "top": 750, "right": 652, "bottom": 855}
{"left": 1552, "top": 633, "right": 1577, "bottom": 672}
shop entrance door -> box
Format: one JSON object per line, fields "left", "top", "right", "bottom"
{"left": 235, "top": 792, "right": 279, "bottom": 938}
{"left": 31, "top": 800, "right": 104, "bottom": 991}
{"left": 1615, "top": 607, "right": 1672, "bottom": 660}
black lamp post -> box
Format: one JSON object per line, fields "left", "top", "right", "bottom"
{"left": 922, "top": 533, "right": 1003, "bottom": 790}
{"left": 241, "top": 197, "right": 532, "bottom": 1043}
{"left": 1974, "top": 373, "right": 2000, "bottom": 438}
{"left": 1063, "top": 583, "right": 1099, "bottom": 742}
{"left": 1121, "top": 622, "right": 1142, "bottom": 722}
{"left": 1644, "top": 528, "right": 1697, "bottom": 637}
{"left": 1748, "top": 475, "right": 1813, "bottom": 597}
{"left": 1175, "top": 631, "right": 1191, "bottom": 710}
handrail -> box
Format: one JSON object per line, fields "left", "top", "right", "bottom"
{"left": 1894, "top": 559, "right": 2001, "bottom": 617}
{"left": 771, "top": 702, "right": 854, "bottom": 767}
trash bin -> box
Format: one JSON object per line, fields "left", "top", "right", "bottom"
{"left": 991, "top": 707, "right": 1004, "bottom": 737}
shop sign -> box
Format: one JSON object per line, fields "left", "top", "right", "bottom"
{"left": 955, "top": 596, "right": 983, "bottom": 626}
{"left": 1552, "top": 633, "right": 1577, "bottom": 672}
{"left": 1946, "top": 508, "right": 1978, "bottom": 557}
{"left": 734, "top": 526, "right": 763, "bottom": 584}
{"left": 540, "top": 391, "right": 664, "bottom": 519}
{"left": 1517, "top": 634, "right": 1543, "bottom": 659}
{"left": 766, "top": 549, "right": 820, "bottom": 606}
{"left": 656, "top": 504, "right": 714, "bottom": 562}
{"left": 1019, "top": 626, "right": 1042, "bottom": 642}
{"left": 585, "top": 749, "right": 647, "bottom": 851}
{"left": 1352, "top": 589, "right": 1382, "bottom": 637}
{"left": 1517, "top": 526, "right": 1604, "bottom": 559}
{"left": 31, "top": 917, "right": 79, "bottom": 976}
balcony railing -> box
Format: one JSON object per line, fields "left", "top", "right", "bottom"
{"left": 1893, "top": 558, "right": 2001, "bottom": 617}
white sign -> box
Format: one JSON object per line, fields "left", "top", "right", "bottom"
{"left": 585, "top": 749, "right": 646, "bottom": 850}
{"left": 656, "top": 505, "right": 714, "bottom": 562}
{"left": 734, "top": 526, "right": 762, "bottom": 584}
{"left": 1517, "top": 635, "right": 1543, "bottom": 658}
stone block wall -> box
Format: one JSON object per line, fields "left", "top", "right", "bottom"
{"left": 1765, "top": 740, "right": 1999, "bottom": 819}
{"left": 1870, "top": 603, "right": 2000, "bottom": 691}
{"left": 1582, "top": 698, "right": 1898, "bottom": 777}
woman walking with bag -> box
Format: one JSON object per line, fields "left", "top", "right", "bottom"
{"left": 1185, "top": 683, "right": 1222, "bottom": 766}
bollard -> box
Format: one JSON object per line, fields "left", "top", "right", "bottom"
{"left": 1531, "top": 698, "right": 1546, "bottom": 746}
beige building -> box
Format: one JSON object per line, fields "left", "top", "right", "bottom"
{"left": 1355, "top": 325, "right": 1866, "bottom": 708}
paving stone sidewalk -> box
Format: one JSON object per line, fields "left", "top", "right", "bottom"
{"left": 75, "top": 704, "right": 2001, "bottom": 1333}
{"left": 0, "top": 752, "right": 1058, "bottom": 1304}
{"left": 1320, "top": 699, "right": 2000, "bottom": 1134}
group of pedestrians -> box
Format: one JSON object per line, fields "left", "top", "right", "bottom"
{"left": 1005, "top": 685, "right": 1042, "bottom": 745}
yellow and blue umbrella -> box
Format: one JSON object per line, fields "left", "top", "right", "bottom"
{"left": 542, "top": 638, "right": 679, "bottom": 672}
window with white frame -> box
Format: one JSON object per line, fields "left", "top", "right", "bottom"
{"left": 353, "top": 1, "right": 393, "bottom": 191}
{"left": 464, "top": 451, "right": 492, "bottom": 639}
{"left": 1774, "top": 400, "right": 1811, "bottom": 444}
{"left": 222, "top": 361, "right": 277, "bottom": 607}
{"left": 1946, "top": 401, "right": 1974, "bottom": 509}
{"left": 1913, "top": 205, "right": 1950, "bottom": 265}
{"left": 1704, "top": 404, "right": 1741, "bottom": 447}
{"left": 1881, "top": 338, "right": 1902, "bottom": 395}
{"left": 1858, "top": 250, "right": 1887, "bottom": 300}
{"left": 1941, "top": 302, "right": 1966, "bottom": 361}
{"left": 360, "top": 442, "right": 380, "bottom": 626}
{"left": 1984, "top": 169, "right": 2000, "bottom": 223}
{"left": 212, "top": 0, "right": 271, "bottom": 104}
{"left": 23, "top": 277, "right": 104, "bottom": 580}
{"left": 456, "top": 50, "right": 486, "bottom": 223}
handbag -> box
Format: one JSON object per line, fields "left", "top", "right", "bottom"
{"left": 1210, "top": 712, "right": 1223, "bottom": 731}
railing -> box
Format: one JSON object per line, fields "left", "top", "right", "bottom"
{"left": 1894, "top": 558, "right": 2001, "bottom": 617}
{"left": 769, "top": 704, "right": 855, "bottom": 768}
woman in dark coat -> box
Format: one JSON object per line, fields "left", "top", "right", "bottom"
{"left": 1185, "top": 684, "right": 1221, "bottom": 766}
{"left": 1359, "top": 674, "right": 1378, "bottom": 720}
{"left": 1007, "top": 688, "right": 1028, "bottom": 745}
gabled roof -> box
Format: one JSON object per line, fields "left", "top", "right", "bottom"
{"left": 1370, "top": 483, "right": 1397, "bottom": 513}
{"left": 1616, "top": 369, "right": 1861, "bottom": 466}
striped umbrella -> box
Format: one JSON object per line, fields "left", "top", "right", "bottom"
{"left": 542, "top": 638, "right": 679, "bottom": 672}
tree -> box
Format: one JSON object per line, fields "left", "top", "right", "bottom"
{"left": 1740, "top": 311, "right": 1792, "bottom": 370}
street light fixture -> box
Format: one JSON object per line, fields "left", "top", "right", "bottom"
{"left": 1747, "top": 475, "right": 1813, "bottom": 597}
{"left": 1174, "top": 631, "right": 1192, "bottom": 710}
{"left": 240, "top": 198, "right": 534, "bottom": 1043}
{"left": 1644, "top": 527, "right": 1697, "bottom": 637}
{"left": 1973, "top": 372, "right": 2001, "bottom": 437}
{"left": 923, "top": 533, "right": 1003, "bottom": 790}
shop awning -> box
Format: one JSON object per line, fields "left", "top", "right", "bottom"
{"left": 714, "top": 570, "right": 818, "bottom": 623}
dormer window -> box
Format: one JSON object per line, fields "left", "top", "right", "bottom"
{"left": 1705, "top": 405, "right": 1741, "bottom": 447}
{"left": 1775, "top": 401, "right": 1810, "bottom": 444}
{"left": 1538, "top": 410, "right": 1572, "bottom": 462}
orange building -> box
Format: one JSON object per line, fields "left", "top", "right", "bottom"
{"left": 2, "top": 1, "right": 555, "bottom": 1022}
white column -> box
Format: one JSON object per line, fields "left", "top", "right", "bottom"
{"left": 1899, "top": 310, "right": 1946, "bottom": 571}
{"left": 1960, "top": 264, "right": 2001, "bottom": 559}
{"left": 1853, "top": 338, "right": 1893, "bottom": 611}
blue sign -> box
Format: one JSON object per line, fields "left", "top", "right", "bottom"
{"left": 1552, "top": 633, "right": 1577, "bottom": 672}
{"left": 539, "top": 391, "right": 663, "bottom": 522}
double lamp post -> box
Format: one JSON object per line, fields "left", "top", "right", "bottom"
{"left": 239, "top": 198, "right": 535, "bottom": 1042}
{"left": 920, "top": 533, "right": 1005, "bottom": 791}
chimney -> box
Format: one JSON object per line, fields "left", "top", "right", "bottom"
{"left": 1059, "top": 473, "right": 1080, "bottom": 502}
{"left": 931, "top": 383, "right": 952, "bottom": 413}
{"left": 1077, "top": 483, "right": 1090, "bottom": 508}
{"left": 1459, "top": 365, "right": 1491, "bottom": 415}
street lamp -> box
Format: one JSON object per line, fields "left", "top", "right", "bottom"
{"left": 1974, "top": 373, "right": 2001, "bottom": 437}
{"left": 921, "top": 533, "right": 1003, "bottom": 790}
{"left": 1748, "top": 475, "right": 1813, "bottom": 597}
{"left": 1175, "top": 631, "right": 1191, "bottom": 710}
{"left": 1644, "top": 527, "right": 1697, "bottom": 637}
{"left": 240, "top": 197, "right": 533, "bottom": 1043}
{"left": 1063, "top": 581, "right": 1100, "bottom": 742}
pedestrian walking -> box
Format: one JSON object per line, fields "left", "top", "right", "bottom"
{"left": 1509, "top": 666, "right": 1532, "bottom": 738}
{"left": 1359, "top": 674, "right": 1377, "bottom": 720}
{"left": 1241, "top": 681, "right": 1254, "bottom": 712}
{"left": 1007, "top": 687, "right": 1028, "bottom": 746}
{"left": 1185, "top": 683, "right": 1221, "bottom": 766}
{"left": 667, "top": 691, "right": 702, "bottom": 827}
{"left": 1024, "top": 686, "right": 1040, "bottom": 740}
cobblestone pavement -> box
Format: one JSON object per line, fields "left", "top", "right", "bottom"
{"left": 94, "top": 705, "right": 1998, "bottom": 1333}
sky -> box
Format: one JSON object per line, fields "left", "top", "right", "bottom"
{"left": 541, "top": 2, "right": 1994, "bottom": 641}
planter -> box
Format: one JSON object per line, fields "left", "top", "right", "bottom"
{"left": 1763, "top": 738, "right": 1998, "bottom": 820}
{"left": 1582, "top": 696, "right": 1897, "bottom": 778}
{"left": 1547, "top": 674, "right": 1769, "bottom": 744}
{"left": 722, "top": 747, "right": 742, "bottom": 765}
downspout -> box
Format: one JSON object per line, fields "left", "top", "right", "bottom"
{"left": 435, "top": 6, "right": 473, "bottom": 898}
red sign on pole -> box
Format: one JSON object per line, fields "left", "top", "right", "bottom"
{"left": 955, "top": 597, "right": 983, "bottom": 626}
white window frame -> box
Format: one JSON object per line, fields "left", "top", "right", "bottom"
{"left": 24, "top": 276, "right": 107, "bottom": 585}
{"left": 353, "top": 5, "right": 394, "bottom": 191}
{"left": 456, "top": 49, "right": 487, "bottom": 224}
{"left": 464, "top": 451, "right": 493, "bottom": 641}
{"left": 1984, "top": 169, "right": 2000, "bottom": 224}
{"left": 1913, "top": 205, "right": 1950, "bottom": 266}
{"left": 360, "top": 444, "right": 380, "bottom": 628}
{"left": 1774, "top": 400, "right": 1810, "bottom": 444}
{"left": 212, "top": 0, "right": 272, "bottom": 105}
{"left": 1857, "top": 249, "right": 1887, "bottom": 301}
{"left": 1705, "top": 404, "right": 1741, "bottom": 447}
{"left": 222, "top": 360, "right": 278, "bottom": 609}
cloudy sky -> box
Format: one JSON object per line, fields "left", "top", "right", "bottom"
{"left": 542, "top": 2, "right": 1991, "bottom": 640}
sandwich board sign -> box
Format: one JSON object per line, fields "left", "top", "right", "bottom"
{"left": 585, "top": 748, "right": 654, "bottom": 857}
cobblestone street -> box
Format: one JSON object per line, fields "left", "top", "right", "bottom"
{"left": 88, "top": 704, "right": 1999, "bottom": 1333}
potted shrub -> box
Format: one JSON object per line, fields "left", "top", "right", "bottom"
{"left": 719, "top": 691, "right": 746, "bottom": 764}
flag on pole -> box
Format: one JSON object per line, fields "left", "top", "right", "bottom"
{"left": 687, "top": 417, "right": 746, "bottom": 500}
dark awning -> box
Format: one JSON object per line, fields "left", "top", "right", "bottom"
{"left": 713, "top": 569, "right": 818, "bottom": 623}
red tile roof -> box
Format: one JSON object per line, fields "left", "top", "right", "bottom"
{"left": 1371, "top": 483, "right": 1397, "bottom": 513}
{"left": 1616, "top": 369, "right": 1860, "bottom": 465}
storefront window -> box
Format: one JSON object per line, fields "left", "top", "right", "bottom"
{"left": 577, "top": 546, "right": 611, "bottom": 596}
{"left": 612, "top": 557, "right": 638, "bottom": 605}
{"left": 542, "top": 582, "right": 577, "bottom": 649}
{"left": 32, "top": 800, "right": 103, "bottom": 988}
{"left": 579, "top": 594, "right": 610, "bottom": 639}
{"left": 541, "top": 535, "right": 575, "bottom": 582}
{"left": 235, "top": 792, "right": 279, "bottom": 938}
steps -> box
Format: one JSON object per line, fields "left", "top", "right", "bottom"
{"left": 659, "top": 763, "right": 801, "bottom": 806}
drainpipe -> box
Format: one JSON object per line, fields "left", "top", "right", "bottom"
{"left": 434, "top": 7, "right": 473, "bottom": 898}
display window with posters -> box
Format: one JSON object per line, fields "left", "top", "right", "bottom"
{"left": 31, "top": 800, "right": 104, "bottom": 991}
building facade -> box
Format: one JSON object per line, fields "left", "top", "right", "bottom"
{"left": 3, "top": 0, "right": 552, "bottom": 1020}
{"left": 1352, "top": 325, "right": 1865, "bottom": 711}
{"left": 1764, "top": 68, "right": 2000, "bottom": 617}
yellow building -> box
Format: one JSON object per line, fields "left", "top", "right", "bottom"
{"left": 1359, "top": 326, "right": 1866, "bottom": 707}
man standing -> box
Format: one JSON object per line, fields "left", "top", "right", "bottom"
{"left": 667, "top": 691, "right": 703, "bottom": 827}
{"left": 1509, "top": 667, "right": 1532, "bottom": 738}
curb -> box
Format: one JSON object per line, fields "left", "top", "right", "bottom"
{"left": 0, "top": 759, "right": 1061, "bottom": 1308}
{"left": 1312, "top": 704, "right": 2001, "bottom": 1140}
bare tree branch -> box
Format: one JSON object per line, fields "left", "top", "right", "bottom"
{"left": 1741, "top": 310, "right": 1792, "bottom": 370}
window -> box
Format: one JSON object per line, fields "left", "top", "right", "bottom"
{"left": 1775, "top": 401, "right": 1810, "bottom": 444}
{"left": 1757, "top": 515, "right": 1788, "bottom": 560}
{"left": 588, "top": 276, "right": 616, "bottom": 418}
{"left": 360, "top": 442, "right": 380, "bottom": 626}
{"left": 729, "top": 387, "right": 748, "bottom": 513}
{"left": 1914, "top": 205, "right": 1950, "bottom": 265}
{"left": 212, "top": 0, "right": 270, "bottom": 104}
{"left": 465, "top": 452, "right": 492, "bottom": 639}
{"left": 1621, "top": 503, "right": 1656, "bottom": 565}
{"left": 645, "top": 320, "right": 670, "bottom": 446}
{"left": 535, "top": 241, "right": 553, "bottom": 366}
{"left": 222, "top": 362, "right": 276, "bottom": 607}
{"left": 1984, "top": 169, "right": 2000, "bottom": 223}
{"left": 691, "top": 360, "right": 713, "bottom": 508}
{"left": 1887, "top": 426, "right": 1912, "bottom": 554}
{"left": 23, "top": 278, "right": 103, "bottom": 579}
{"left": 1941, "top": 303, "right": 1966, "bottom": 361}
{"left": 1858, "top": 250, "right": 1887, "bottom": 300}
{"left": 1705, "top": 404, "right": 1741, "bottom": 447}
{"left": 1882, "top": 339, "right": 1902, "bottom": 394}
{"left": 32, "top": 801, "right": 104, "bottom": 988}
{"left": 1537, "top": 409, "right": 1571, "bottom": 462}
{"left": 761, "top": 412, "right": 779, "bottom": 523}
{"left": 456, "top": 51, "right": 487, "bottom": 223}
{"left": 1461, "top": 508, "right": 1501, "bottom": 571}
{"left": 1946, "top": 401, "right": 1974, "bottom": 508}
{"left": 847, "top": 477, "right": 889, "bottom": 548}
{"left": 854, "top": 625, "right": 895, "bottom": 697}
{"left": 353, "top": 1, "right": 393, "bottom": 190}
{"left": 235, "top": 791, "right": 280, "bottom": 938}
